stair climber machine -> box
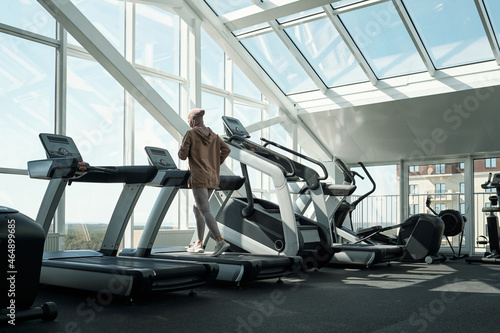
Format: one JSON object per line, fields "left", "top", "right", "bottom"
{"left": 27, "top": 134, "right": 218, "bottom": 301}
{"left": 466, "top": 173, "right": 500, "bottom": 264}
{"left": 329, "top": 158, "right": 447, "bottom": 266}
{"left": 218, "top": 116, "right": 339, "bottom": 269}
{"left": 1, "top": 206, "right": 58, "bottom": 325}
{"left": 249, "top": 139, "right": 419, "bottom": 267}
{"left": 119, "top": 146, "right": 301, "bottom": 287}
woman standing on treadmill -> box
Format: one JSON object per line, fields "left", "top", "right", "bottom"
{"left": 178, "top": 108, "right": 231, "bottom": 257}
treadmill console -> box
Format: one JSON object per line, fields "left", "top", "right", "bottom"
{"left": 222, "top": 116, "right": 250, "bottom": 138}
{"left": 39, "top": 133, "right": 83, "bottom": 161}
{"left": 145, "top": 146, "right": 177, "bottom": 170}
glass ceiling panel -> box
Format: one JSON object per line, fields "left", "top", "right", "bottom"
{"left": 339, "top": 2, "right": 426, "bottom": 78}
{"left": 285, "top": 18, "right": 368, "bottom": 87}
{"left": 332, "top": 0, "right": 367, "bottom": 9}
{"left": 204, "top": 0, "right": 253, "bottom": 16}
{"left": 277, "top": 8, "right": 324, "bottom": 24}
{"left": 403, "top": 0, "right": 494, "bottom": 69}
{"left": 241, "top": 32, "right": 317, "bottom": 94}
{"left": 483, "top": 0, "right": 500, "bottom": 49}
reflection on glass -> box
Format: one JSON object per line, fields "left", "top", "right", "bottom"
{"left": 241, "top": 32, "right": 317, "bottom": 94}
{"left": 0, "top": 0, "right": 56, "bottom": 38}
{"left": 204, "top": 0, "right": 253, "bottom": 16}
{"left": 68, "top": 0, "right": 125, "bottom": 54}
{"left": 135, "top": 4, "right": 180, "bottom": 75}
{"left": 202, "top": 29, "right": 225, "bottom": 89}
{"left": 66, "top": 56, "right": 124, "bottom": 166}
{"left": 403, "top": 0, "right": 493, "bottom": 68}
{"left": 0, "top": 34, "right": 55, "bottom": 169}
{"left": 286, "top": 17, "right": 367, "bottom": 87}
{"left": 339, "top": 1, "right": 426, "bottom": 78}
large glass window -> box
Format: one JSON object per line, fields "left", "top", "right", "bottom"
{"left": 134, "top": 101, "right": 179, "bottom": 231}
{"left": 0, "top": 0, "right": 56, "bottom": 38}
{"left": 241, "top": 32, "right": 317, "bottom": 94}
{"left": 408, "top": 162, "right": 466, "bottom": 251}
{"left": 233, "top": 63, "right": 261, "bottom": 100}
{"left": 0, "top": 34, "right": 55, "bottom": 169}
{"left": 65, "top": 55, "right": 125, "bottom": 249}
{"left": 350, "top": 164, "right": 400, "bottom": 230}
{"left": 474, "top": 157, "right": 500, "bottom": 253}
{"left": 201, "top": 92, "right": 225, "bottom": 134}
{"left": 403, "top": 0, "right": 494, "bottom": 68}
{"left": 68, "top": 0, "right": 125, "bottom": 55}
{"left": 66, "top": 56, "right": 124, "bottom": 166}
{"left": 0, "top": 174, "right": 47, "bottom": 223}
{"left": 233, "top": 105, "right": 263, "bottom": 194}
{"left": 285, "top": 17, "right": 367, "bottom": 87}
{"left": 65, "top": 182, "right": 124, "bottom": 250}
{"left": 202, "top": 29, "right": 225, "bottom": 90}
{"left": 135, "top": 4, "right": 180, "bottom": 75}
{"left": 339, "top": 1, "right": 426, "bottom": 78}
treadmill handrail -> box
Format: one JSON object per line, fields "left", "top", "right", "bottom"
{"left": 260, "top": 137, "right": 328, "bottom": 181}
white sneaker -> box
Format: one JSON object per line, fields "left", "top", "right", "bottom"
{"left": 212, "top": 240, "right": 230, "bottom": 257}
{"left": 187, "top": 242, "right": 204, "bottom": 253}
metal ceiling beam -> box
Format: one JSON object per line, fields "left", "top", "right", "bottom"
{"left": 183, "top": 0, "right": 333, "bottom": 160}
{"left": 246, "top": 115, "right": 287, "bottom": 134}
{"left": 221, "top": 0, "right": 342, "bottom": 31}
{"left": 474, "top": 0, "right": 500, "bottom": 66}
{"left": 323, "top": 5, "right": 379, "bottom": 86}
{"left": 37, "top": 0, "right": 189, "bottom": 142}
{"left": 269, "top": 20, "right": 328, "bottom": 94}
{"left": 116, "top": 0, "right": 183, "bottom": 9}
{"left": 392, "top": 0, "right": 435, "bottom": 76}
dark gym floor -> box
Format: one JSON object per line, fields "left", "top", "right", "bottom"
{"left": 5, "top": 259, "right": 500, "bottom": 333}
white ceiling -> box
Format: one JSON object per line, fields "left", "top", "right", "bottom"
{"left": 299, "top": 85, "right": 500, "bottom": 164}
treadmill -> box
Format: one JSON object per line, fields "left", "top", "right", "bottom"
{"left": 27, "top": 133, "right": 218, "bottom": 300}
{"left": 214, "top": 116, "right": 339, "bottom": 269}
{"left": 119, "top": 146, "right": 301, "bottom": 286}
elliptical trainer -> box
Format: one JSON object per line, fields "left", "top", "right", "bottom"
{"left": 333, "top": 158, "right": 446, "bottom": 264}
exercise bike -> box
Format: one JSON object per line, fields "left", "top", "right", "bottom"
{"left": 466, "top": 173, "right": 500, "bottom": 264}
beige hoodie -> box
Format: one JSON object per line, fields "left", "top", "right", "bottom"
{"left": 178, "top": 127, "right": 231, "bottom": 188}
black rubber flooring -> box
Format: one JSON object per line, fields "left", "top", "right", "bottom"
{"left": 5, "top": 259, "right": 500, "bottom": 333}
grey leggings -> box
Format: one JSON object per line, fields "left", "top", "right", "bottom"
{"left": 192, "top": 188, "right": 221, "bottom": 240}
